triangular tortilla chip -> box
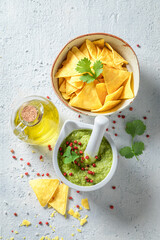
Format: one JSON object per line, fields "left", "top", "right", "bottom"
{"left": 103, "top": 65, "right": 130, "bottom": 94}
{"left": 92, "top": 100, "right": 121, "bottom": 112}
{"left": 55, "top": 51, "right": 80, "bottom": 78}
{"left": 62, "top": 92, "right": 70, "bottom": 100}
{"left": 96, "top": 46, "right": 102, "bottom": 60}
{"left": 105, "top": 43, "right": 128, "bottom": 66}
{"left": 79, "top": 42, "right": 90, "bottom": 59}
{"left": 86, "top": 39, "right": 97, "bottom": 60}
{"left": 120, "top": 72, "right": 134, "bottom": 99}
{"left": 29, "top": 179, "right": 59, "bottom": 207}
{"left": 99, "top": 47, "right": 115, "bottom": 67}
{"left": 81, "top": 198, "right": 90, "bottom": 210}
{"left": 68, "top": 76, "right": 84, "bottom": 89}
{"left": 71, "top": 46, "right": 86, "bottom": 60}
{"left": 105, "top": 86, "right": 124, "bottom": 101}
{"left": 59, "top": 80, "right": 66, "bottom": 93}
{"left": 96, "top": 83, "right": 107, "bottom": 105}
{"left": 69, "top": 82, "right": 102, "bottom": 110}
{"left": 66, "top": 81, "right": 78, "bottom": 95}
{"left": 93, "top": 39, "right": 104, "bottom": 48}
{"left": 59, "top": 78, "right": 64, "bottom": 86}
{"left": 49, "top": 183, "right": 69, "bottom": 215}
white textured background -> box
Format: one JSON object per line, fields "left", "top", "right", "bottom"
{"left": 0, "top": 0, "right": 160, "bottom": 239}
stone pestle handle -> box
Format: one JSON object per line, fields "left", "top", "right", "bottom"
{"left": 84, "top": 116, "right": 109, "bottom": 164}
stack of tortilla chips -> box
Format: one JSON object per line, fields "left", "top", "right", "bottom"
{"left": 55, "top": 39, "right": 134, "bottom": 113}
{"left": 29, "top": 179, "right": 69, "bottom": 215}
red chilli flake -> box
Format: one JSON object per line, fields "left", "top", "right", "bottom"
{"left": 12, "top": 156, "right": 16, "bottom": 159}
{"left": 146, "top": 134, "right": 150, "bottom": 138}
{"left": 122, "top": 115, "right": 125, "bottom": 119}
{"left": 112, "top": 186, "right": 116, "bottom": 190}
{"left": 37, "top": 173, "right": 40, "bottom": 176}
{"left": 39, "top": 221, "right": 42, "bottom": 225}
{"left": 69, "top": 172, "right": 73, "bottom": 176}
{"left": 42, "top": 174, "right": 44, "bottom": 176}
{"left": 118, "top": 115, "right": 121, "bottom": 118}
{"left": 136, "top": 44, "right": 141, "bottom": 48}
{"left": 11, "top": 230, "right": 14, "bottom": 232}
{"left": 95, "top": 156, "right": 98, "bottom": 159}
{"left": 45, "top": 222, "right": 49, "bottom": 225}
{"left": 39, "top": 155, "right": 43, "bottom": 159}
{"left": 27, "top": 162, "right": 30, "bottom": 166}
{"left": 10, "top": 149, "right": 14, "bottom": 154}
{"left": 113, "top": 121, "right": 116, "bottom": 124}
{"left": 115, "top": 133, "right": 118, "bottom": 136}
{"left": 129, "top": 107, "right": 133, "bottom": 111}
{"left": 79, "top": 150, "right": 83, "bottom": 154}
{"left": 76, "top": 191, "right": 80, "bottom": 193}
{"left": 78, "top": 142, "right": 82, "bottom": 145}
{"left": 63, "top": 172, "right": 67, "bottom": 176}
{"left": 81, "top": 168, "right": 85, "bottom": 171}
{"left": 14, "top": 213, "right": 17, "bottom": 216}
{"left": 46, "top": 173, "right": 49, "bottom": 176}
{"left": 46, "top": 96, "right": 50, "bottom": 99}
{"left": 25, "top": 172, "right": 29, "bottom": 176}
{"left": 66, "top": 141, "right": 69, "bottom": 145}
{"left": 76, "top": 205, "right": 80, "bottom": 208}
{"left": 85, "top": 155, "right": 89, "bottom": 159}
{"left": 20, "top": 158, "right": 23, "bottom": 161}
{"left": 92, "top": 163, "right": 96, "bottom": 167}
{"left": 109, "top": 205, "right": 114, "bottom": 210}
{"left": 69, "top": 196, "right": 73, "bottom": 200}
{"left": 74, "top": 140, "right": 77, "bottom": 144}
{"left": 106, "top": 128, "right": 108, "bottom": 131}
{"left": 112, "top": 126, "right": 115, "bottom": 129}
{"left": 60, "top": 152, "right": 63, "bottom": 156}
{"left": 59, "top": 147, "right": 62, "bottom": 151}
{"left": 90, "top": 179, "right": 93, "bottom": 183}
{"left": 78, "top": 114, "right": 81, "bottom": 118}
{"left": 143, "top": 116, "right": 147, "bottom": 120}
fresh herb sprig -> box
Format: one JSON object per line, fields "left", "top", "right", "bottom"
{"left": 119, "top": 120, "right": 146, "bottom": 160}
{"left": 76, "top": 57, "right": 103, "bottom": 83}
{"left": 63, "top": 146, "right": 79, "bottom": 164}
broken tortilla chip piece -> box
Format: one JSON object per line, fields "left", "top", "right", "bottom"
{"left": 20, "top": 220, "right": 31, "bottom": 227}
{"left": 96, "top": 83, "right": 107, "bottom": 105}
{"left": 103, "top": 65, "right": 130, "bottom": 94}
{"left": 69, "top": 82, "right": 102, "bottom": 110}
{"left": 66, "top": 81, "right": 78, "bottom": 95}
{"left": 59, "top": 80, "right": 66, "bottom": 93}
{"left": 105, "top": 43, "right": 128, "bottom": 66}
{"left": 92, "top": 100, "right": 121, "bottom": 113}
{"left": 29, "top": 179, "right": 59, "bottom": 207}
{"left": 49, "top": 183, "right": 69, "bottom": 215}
{"left": 93, "top": 39, "right": 104, "bottom": 48}
{"left": 120, "top": 72, "right": 134, "bottom": 99}
{"left": 105, "top": 86, "right": 124, "bottom": 101}
{"left": 81, "top": 198, "right": 90, "bottom": 210}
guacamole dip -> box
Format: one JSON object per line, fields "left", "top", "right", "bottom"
{"left": 58, "top": 129, "right": 113, "bottom": 186}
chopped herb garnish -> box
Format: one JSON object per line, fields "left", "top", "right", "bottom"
{"left": 63, "top": 146, "right": 79, "bottom": 164}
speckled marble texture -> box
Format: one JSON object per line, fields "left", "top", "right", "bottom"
{"left": 0, "top": 0, "right": 160, "bottom": 239}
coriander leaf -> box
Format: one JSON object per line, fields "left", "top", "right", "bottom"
{"left": 63, "top": 146, "right": 79, "bottom": 164}
{"left": 93, "top": 60, "right": 103, "bottom": 78}
{"left": 126, "top": 120, "right": 146, "bottom": 137}
{"left": 80, "top": 73, "right": 95, "bottom": 83}
{"left": 119, "top": 146, "right": 134, "bottom": 158}
{"left": 132, "top": 141, "right": 144, "bottom": 156}
{"left": 76, "top": 58, "right": 92, "bottom": 75}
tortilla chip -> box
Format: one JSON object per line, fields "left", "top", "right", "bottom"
{"left": 93, "top": 39, "right": 104, "bottom": 48}
{"left": 68, "top": 76, "right": 84, "bottom": 89}
{"left": 20, "top": 220, "right": 31, "bottom": 227}
{"left": 96, "top": 83, "right": 107, "bottom": 105}
{"left": 59, "top": 80, "right": 66, "bottom": 93}
{"left": 96, "top": 46, "right": 102, "bottom": 60}
{"left": 55, "top": 51, "right": 80, "bottom": 78}
{"left": 71, "top": 46, "right": 86, "bottom": 60}
{"left": 75, "top": 89, "right": 81, "bottom": 95}
{"left": 29, "top": 179, "right": 59, "bottom": 207}
{"left": 103, "top": 65, "right": 130, "bottom": 94}
{"left": 92, "top": 100, "right": 121, "bottom": 113}
{"left": 69, "top": 82, "right": 102, "bottom": 110}
{"left": 99, "top": 46, "right": 115, "bottom": 68}
{"left": 86, "top": 39, "right": 97, "bottom": 60}
{"left": 81, "top": 198, "right": 90, "bottom": 210}
{"left": 49, "top": 183, "right": 69, "bottom": 215}
{"left": 79, "top": 42, "right": 90, "bottom": 59}
{"left": 105, "top": 86, "right": 124, "bottom": 101}
{"left": 66, "top": 81, "right": 78, "bottom": 95}
{"left": 59, "top": 78, "right": 64, "bottom": 86}
{"left": 62, "top": 92, "right": 70, "bottom": 100}
{"left": 105, "top": 43, "right": 128, "bottom": 66}
{"left": 120, "top": 72, "right": 134, "bottom": 99}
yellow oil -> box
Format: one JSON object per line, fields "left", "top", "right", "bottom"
{"left": 13, "top": 98, "right": 59, "bottom": 146}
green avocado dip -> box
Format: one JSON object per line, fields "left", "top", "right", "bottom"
{"left": 58, "top": 129, "right": 113, "bottom": 186}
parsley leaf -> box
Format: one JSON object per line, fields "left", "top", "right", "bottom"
{"left": 126, "top": 120, "right": 146, "bottom": 137}
{"left": 93, "top": 60, "right": 103, "bottom": 78}
{"left": 120, "top": 120, "right": 146, "bottom": 160}
{"left": 119, "top": 147, "right": 134, "bottom": 158}
{"left": 76, "top": 57, "right": 103, "bottom": 83}
{"left": 132, "top": 141, "right": 144, "bottom": 156}
{"left": 63, "top": 146, "right": 79, "bottom": 164}
{"left": 76, "top": 58, "right": 92, "bottom": 75}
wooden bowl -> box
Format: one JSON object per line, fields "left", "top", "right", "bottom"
{"left": 51, "top": 33, "right": 140, "bottom": 116}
